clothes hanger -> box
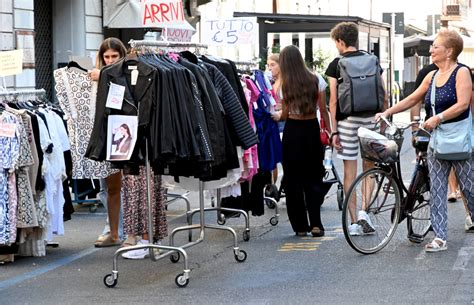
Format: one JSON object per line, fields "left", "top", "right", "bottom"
{"left": 67, "top": 60, "right": 88, "bottom": 72}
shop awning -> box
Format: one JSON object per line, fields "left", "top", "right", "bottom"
{"left": 103, "top": 0, "right": 195, "bottom": 31}
{"left": 403, "top": 34, "right": 435, "bottom": 57}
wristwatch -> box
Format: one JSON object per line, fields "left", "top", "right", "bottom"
{"left": 330, "top": 132, "right": 339, "bottom": 139}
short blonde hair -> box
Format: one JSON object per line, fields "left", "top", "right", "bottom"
{"left": 437, "top": 29, "right": 463, "bottom": 60}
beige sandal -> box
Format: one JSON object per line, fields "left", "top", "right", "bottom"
{"left": 94, "top": 235, "right": 121, "bottom": 248}
{"left": 424, "top": 238, "right": 447, "bottom": 252}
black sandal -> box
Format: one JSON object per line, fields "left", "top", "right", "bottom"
{"left": 311, "top": 227, "right": 325, "bottom": 237}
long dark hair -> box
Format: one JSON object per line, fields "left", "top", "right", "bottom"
{"left": 97, "top": 38, "right": 127, "bottom": 68}
{"left": 280, "top": 45, "right": 318, "bottom": 115}
{"left": 120, "top": 123, "right": 131, "bottom": 138}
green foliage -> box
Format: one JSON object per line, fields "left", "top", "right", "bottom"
{"left": 308, "top": 48, "right": 331, "bottom": 75}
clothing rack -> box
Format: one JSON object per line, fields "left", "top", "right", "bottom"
{"left": 234, "top": 60, "right": 260, "bottom": 66}
{"left": 104, "top": 40, "right": 247, "bottom": 289}
{"left": 0, "top": 88, "right": 46, "bottom": 98}
{"left": 0, "top": 89, "right": 101, "bottom": 212}
{"left": 128, "top": 39, "right": 208, "bottom": 50}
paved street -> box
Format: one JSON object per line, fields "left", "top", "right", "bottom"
{"left": 0, "top": 112, "right": 473, "bottom": 304}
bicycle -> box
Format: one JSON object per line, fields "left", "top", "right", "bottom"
{"left": 342, "top": 117, "right": 432, "bottom": 254}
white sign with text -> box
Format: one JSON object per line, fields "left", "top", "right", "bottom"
{"left": 202, "top": 17, "right": 258, "bottom": 45}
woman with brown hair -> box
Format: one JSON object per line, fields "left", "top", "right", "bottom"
{"left": 89, "top": 38, "right": 127, "bottom": 247}
{"left": 272, "top": 45, "right": 331, "bottom": 237}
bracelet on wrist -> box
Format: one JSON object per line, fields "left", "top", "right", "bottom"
{"left": 330, "top": 132, "right": 339, "bottom": 139}
{"left": 437, "top": 113, "right": 445, "bottom": 123}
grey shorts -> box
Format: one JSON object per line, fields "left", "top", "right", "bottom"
{"left": 337, "top": 116, "right": 378, "bottom": 161}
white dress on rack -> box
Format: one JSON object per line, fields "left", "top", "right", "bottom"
{"left": 37, "top": 109, "right": 68, "bottom": 241}
{"left": 54, "top": 67, "right": 119, "bottom": 179}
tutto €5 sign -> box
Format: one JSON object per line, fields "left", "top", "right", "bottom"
{"left": 141, "top": 0, "right": 185, "bottom": 27}
{"left": 202, "top": 17, "right": 258, "bottom": 45}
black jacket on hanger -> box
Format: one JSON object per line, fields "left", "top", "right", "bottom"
{"left": 178, "top": 55, "right": 226, "bottom": 166}
{"left": 85, "top": 57, "right": 156, "bottom": 169}
{"left": 200, "top": 55, "right": 250, "bottom": 117}
{"left": 201, "top": 62, "right": 258, "bottom": 150}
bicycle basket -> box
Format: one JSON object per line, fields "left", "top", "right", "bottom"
{"left": 358, "top": 127, "right": 401, "bottom": 163}
{"left": 413, "top": 129, "right": 431, "bottom": 152}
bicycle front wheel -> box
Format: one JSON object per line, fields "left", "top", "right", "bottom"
{"left": 342, "top": 168, "right": 402, "bottom": 254}
{"left": 407, "top": 170, "right": 431, "bottom": 242}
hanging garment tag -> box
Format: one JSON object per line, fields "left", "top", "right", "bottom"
{"left": 131, "top": 70, "right": 139, "bottom": 86}
{"left": 106, "top": 115, "right": 138, "bottom": 161}
{"left": 253, "top": 102, "right": 258, "bottom": 110}
{"left": 106, "top": 82, "right": 125, "bottom": 110}
{"left": 0, "top": 123, "right": 16, "bottom": 138}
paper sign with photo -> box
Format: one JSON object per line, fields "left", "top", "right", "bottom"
{"left": 106, "top": 115, "right": 138, "bottom": 161}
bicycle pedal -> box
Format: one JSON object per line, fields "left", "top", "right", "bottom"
{"left": 407, "top": 234, "right": 424, "bottom": 244}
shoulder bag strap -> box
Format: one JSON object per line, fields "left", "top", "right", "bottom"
{"left": 430, "top": 71, "right": 438, "bottom": 116}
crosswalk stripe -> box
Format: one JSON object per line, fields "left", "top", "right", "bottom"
{"left": 278, "top": 248, "right": 318, "bottom": 252}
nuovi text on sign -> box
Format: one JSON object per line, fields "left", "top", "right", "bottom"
{"left": 202, "top": 17, "right": 258, "bottom": 45}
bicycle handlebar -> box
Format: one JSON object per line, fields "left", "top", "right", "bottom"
{"left": 377, "top": 116, "right": 430, "bottom": 135}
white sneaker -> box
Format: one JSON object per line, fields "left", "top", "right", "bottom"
{"left": 357, "top": 210, "right": 375, "bottom": 234}
{"left": 348, "top": 223, "right": 362, "bottom": 236}
{"left": 121, "top": 240, "right": 150, "bottom": 260}
{"left": 465, "top": 215, "right": 474, "bottom": 233}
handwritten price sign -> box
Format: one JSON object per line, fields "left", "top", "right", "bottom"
{"left": 202, "top": 17, "right": 258, "bottom": 45}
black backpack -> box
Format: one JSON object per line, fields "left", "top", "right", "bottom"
{"left": 337, "top": 51, "right": 385, "bottom": 116}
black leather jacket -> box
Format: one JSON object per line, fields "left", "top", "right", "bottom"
{"left": 85, "top": 57, "right": 156, "bottom": 163}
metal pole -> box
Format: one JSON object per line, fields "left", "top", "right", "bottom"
{"left": 145, "top": 138, "right": 156, "bottom": 260}
{"left": 390, "top": 13, "right": 396, "bottom": 109}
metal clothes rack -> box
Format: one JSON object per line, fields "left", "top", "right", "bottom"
{"left": 0, "top": 88, "right": 46, "bottom": 98}
{"left": 104, "top": 40, "right": 247, "bottom": 289}
{"left": 104, "top": 140, "right": 191, "bottom": 288}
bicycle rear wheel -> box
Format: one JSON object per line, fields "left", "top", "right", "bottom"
{"left": 342, "top": 168, "right": 401, "bottom": 254}
{"left": 407, "top": 170, "right": 431, "bottom": 243}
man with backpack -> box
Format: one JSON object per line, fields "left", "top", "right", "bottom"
{"left": 325, "top": 22, "right": 388, "bottom": 236}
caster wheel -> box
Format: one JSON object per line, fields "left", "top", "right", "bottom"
{"left": 103, "top": 274, "right": 118, "bottom": 288}
{"left": 170, "top": 252, "right": 180, "bottom": 263}
{"left": 265, "top": 198, "right": 276, "bottom": 209}
{"left": 89, "top": 205, "right": 97, "bottom": 213}
{"left": 175, "top": 273, "right": 189, "bottom": 288}
{"left": 337, "top": 187, "right": 344, "bottom": 211}
{"left": 270, "top": 217, "right": 278, "bottom": 226}
{"left": 243, "top": 230, "right": 250, "bottom": 241}
{"left": 234, "top": 250, "right": 247, "bottom": 262}
{"left": 217, "top": 215, "right": 226, "bottom": 225}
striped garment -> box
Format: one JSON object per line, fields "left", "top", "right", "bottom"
{"left": 203, "top": 63, "right": 258, "bottom": 150}
{"left": 337, "top": 116, "right": 378, "bottom": 160}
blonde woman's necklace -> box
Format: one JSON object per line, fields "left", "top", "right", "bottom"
{"left": 438, "top": 63, "right": 457, "bottom": 76}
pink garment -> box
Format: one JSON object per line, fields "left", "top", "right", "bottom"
{"left": 240, "top": 78, "right": 259, "bottom": 181}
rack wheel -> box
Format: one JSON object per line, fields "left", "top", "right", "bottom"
{"left": 337, "top": 186, "right": 344, "bottom": 211}
{"left": 270, "top": 216, "right": 278, "bottom": 226}
{"left": 243, "top": 230, "right": 250, "bottom": 241}
{"left": 265, "top": 198, "right": 276, "bottom": 209}
{"left": 89, "top": 205, "right": 97, "bottom": 213}
{"left": 170, "top": 252, "right": 180, "bottom": 263}
{"left": 234, "top": 250, "right": 247, "bottom": 262}
{"left": 175, "top": 273, "right": 189, "bottom": 288}
{"left": 103, "top": 274, "right": 118, "bottom": 288}
{"left": 217, "top": 215, "right": 226, "bottom": 225}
